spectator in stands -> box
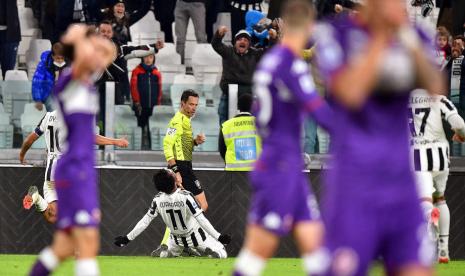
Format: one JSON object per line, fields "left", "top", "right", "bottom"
{"left": 174, "top": 0, "right": 208, "bottom": 64}
{"left": 218, "top": 93, "right": 261, "bottom": 171}
{"left": 315, "top": 0, "right": 360, "bottom": 19}
{"left": 454, "top": 35, "right": 465, "bottom": 55}
{"left": 436, "top": 26, "right": 452, "bottom": 70}
{"left": 446, "top": 38, "right": 465, "bottom": 113}
{"left": 31, "top": 42, "right": 67, "bottom": 112}
{"left": 103, "top": 0, "right": 151, "bottom": 45}
{"left": 96, "top": 20, "right": 163, "bottom": 133}
{"left": 153, "top": 0, "right": 176, "bottom": 43}
{"left": 229, "top": 0, "right": 263, "bottom": 38}
{"left": 212, "top": 26, "right": 264, "bottom": 125}
{"left": 130, "top": 53, "right": 162, "bottom": 149}
{"left": 245, "top": 10, "right": 280, "bottom": 49}
{"left": 0, "top": 0, "right": 20, "bottom": 79}
{"left": 53, "top": 0, "right": 101, "bottom": 42}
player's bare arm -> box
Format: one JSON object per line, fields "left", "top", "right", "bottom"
{"left": 19, "top": 132, "right": 40, "bottom": 164}
{"left": 95, "top": 135, "right": 129, "bottom": 148}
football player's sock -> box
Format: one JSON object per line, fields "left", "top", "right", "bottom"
{"left": 29, "top": 247, "right": 59, "bottom": 276}
{"left": 34, "top": 194, "right": 48, "bottom": 212}
{"left": 234, "top": 249, "right": 265, "bottom": 276}
{"left": 420, "top": 201, "right": 434, "bottom": 222}
{"left": 75, "top": 258, "right": 99, "bottom": 276}
{"left": 302, "top": 248, "right": 330, "bottom": 275}
{"left": 436, "top": 201, "right": 450, "bottom": 250}
{"left": 161, "top": 227, "right": 170, "bottom": 245}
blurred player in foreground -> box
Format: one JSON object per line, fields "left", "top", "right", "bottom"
{"left": 114, "top": 169, "right": 231, "bottom": 258}
{"left": 21, "top": 110, "right": 129, "bottom": 224}
{"left": 29, "top": 24, "right": 115, "bottom": 276}
{"left": 409, "top": 89, "right": 465, "bottom": 263}
{"left": 313, "top": 0, "right": 445, "bottom": 275}
{"left": 233, "top": 1, "right": 333, "bottom": 275}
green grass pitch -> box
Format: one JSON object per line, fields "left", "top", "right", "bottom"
{"left": 1, "top": 255, "right": 464, "bottom": 275}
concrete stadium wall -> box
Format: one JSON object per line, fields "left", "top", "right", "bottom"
{"left": 1, "top": 167, "right": 465, "bottom": 259}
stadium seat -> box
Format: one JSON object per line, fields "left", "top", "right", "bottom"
{"left": 114, "top": 105, "right": 142, "bottom": 150}
{"left": 26, "top": 39, "right": 52, "bottom": 79}
{"left": 149, "top": 105, "right": 175, "bottom": 150}
{"left": 213, "top": 13, "right": 232, "bottom": 44}
{"left": 20, "top": 104, "right": 46, "bottom": 149}
{"left": 130, "top": 11, "right": 161, "bottom": 37}
{"left": 191, "top": 106, "right": 219, "bottom": 151}
{"left": 2, "top": 80, "right": 33, "bottom": 127}
{"left": 191, "top": 44, "right": 222, "bottom": 84}
{"left": 156, "top": 43, "right": 182, "bottom": 66}
{"left": 156, "top": 64, "right": 186, "bottom": 95}
{"left": 170, "top": 74, "right": 199, "bottom": 109}
{"left": 0, "top": 103, "right": 5, "bottom": 113}
{"left": 5, "top": 70, "right": 28, "bottom": 81}
{"left": 0, "top": 113, "right": 14, "bottom": 148}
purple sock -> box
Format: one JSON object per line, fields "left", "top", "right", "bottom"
{"left": 29, "top": 260, "right": 50, "bottom": 276}
{"left": 232, "top": 271, "right": 244, "bottom": 276}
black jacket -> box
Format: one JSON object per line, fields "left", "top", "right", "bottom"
{"left": 211, "top": 31, "right": 264, "bottom": 94}
{"left": 0, "top": 0, "right": 21, "bottom": 42}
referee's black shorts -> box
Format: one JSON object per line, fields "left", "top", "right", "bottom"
{"left": 176, "top": 161, "right": 203, "bottom": 196}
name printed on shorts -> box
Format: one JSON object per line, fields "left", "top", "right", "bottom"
{"left": 160, "top": 201, "right": 185, "bottom": 208}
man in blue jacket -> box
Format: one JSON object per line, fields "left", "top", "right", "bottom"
{"left": 31, "top": 42, "right": 67, "bottom": 111}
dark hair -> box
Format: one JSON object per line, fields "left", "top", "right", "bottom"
{"left": 455, "top": 35, "right": 465, "bottom": 43}
{"left": 52, "top": 42, "right": 65, "bottom": 56}
{"left": 281, "top": 0, "right": 314, "bottom": 28}
{"left": 238, "top": 93, "right": 253, "bottom": 112}
{"left": 152, "top": 169, "right": 176, "bottom": 194}
{"left": 99, "top": 20, "right": 113, "bottom": 27}
{"left": 181, "top": 89, "right": 199, "bottom": 103}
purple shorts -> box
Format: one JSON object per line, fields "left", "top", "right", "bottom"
{"left": 54, "top": 163, "right": 100, "bottom": 230}
{"left": 248, "top": 169, "right": 319, "bottom": 236}
{"left": 321, "top": 180, "right": 434, "bottom": 275}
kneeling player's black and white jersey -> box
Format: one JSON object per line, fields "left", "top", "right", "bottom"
{"left": 35, "top": 111, "right": 64, "bottom": 181}
{"left": 409, "top": 89, "right": 465, "bottom": 171}
{"left": 127, "top": 189, "right": 222, "bottom": 247}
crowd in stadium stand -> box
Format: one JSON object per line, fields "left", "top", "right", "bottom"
{"left": 0, "top": 0, "right": 465, "bottom": 152}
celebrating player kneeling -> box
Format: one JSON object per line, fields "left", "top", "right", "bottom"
{"left": 114, "top": 169, "right": 231, "bottom": 258}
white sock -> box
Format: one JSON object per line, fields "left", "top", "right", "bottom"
{"left": 38, "top": 247, "right": 59, "bottom": 271}
{"left": 75, "top": 258, "right": 99, "bottom": 276}
{"left": 33, "top": 193, "right": 48, "bottom": 212}
{"left": 436, "top": 201, "right": 450, "bottom": 250}
{"left": 234, "top": 249, "right": 266, "bottom": 276}
{"left": 420, "top": 201, "right": 434, "bottom": 222}
{"left": 302, "top": 248, "right": 331, "bottom": 275}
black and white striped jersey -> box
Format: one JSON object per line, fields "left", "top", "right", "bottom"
{"left": 148, "top": 189, "right": 203, "bottom": 237}
{"left": 409, "top": 89, "right": 458, "bottom": 171}
{"left": 35, "top": 111, "right": 64, "bottom": 181}
{"left": 126, "top": 189, "right": 221, "bottom": 247}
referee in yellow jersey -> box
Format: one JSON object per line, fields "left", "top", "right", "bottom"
{"left": 153, "top": 89, "right": 208, "bottom": 256}
{"left": 163, "top": 89, "right": 207, "bottom": 210}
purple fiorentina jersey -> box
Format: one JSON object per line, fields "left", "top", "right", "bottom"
{"left": 314, "top": 15, "right": 435, "bottom": 199}
{"left": 52, "top": 68, "right": 100, "bottom": 229}
{"left": 253, "top": 45, "right": 332, "bottom": 169}
{"left": 248, "top": 46, "right": 331, "bottom": 236}
{"left": 313, "top": 15, "right": 435, "bottom": 275}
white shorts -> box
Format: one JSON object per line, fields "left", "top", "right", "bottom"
{"left": 167, "top": 234, "right": 227, "bottom": 258}
{"left": 43, "top": 181, "right": 58, "bottom": 203}
{"left": 414, "top": 170, "right": 449, "bottom": 199}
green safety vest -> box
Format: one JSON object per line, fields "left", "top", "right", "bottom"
{"left": 221, "top": 115, "right": 262, "bottom": 171}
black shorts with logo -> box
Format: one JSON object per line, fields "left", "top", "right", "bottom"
{"left": 176, "top": 161, "right": 203, "bottom": 196}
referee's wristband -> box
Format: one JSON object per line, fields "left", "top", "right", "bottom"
{"left": 168, "top": 164, "right": 179, "bottom": 174}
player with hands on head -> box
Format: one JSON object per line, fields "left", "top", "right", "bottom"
{"left": 28, "top": 23, "right": 116, "bottom": 276}
{"left": 114, "top": 169, "right": 230, "bottom": 258}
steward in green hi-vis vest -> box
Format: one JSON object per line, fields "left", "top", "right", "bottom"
{"left": 221, "top": 113, "right": 262, "bottom": 171}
